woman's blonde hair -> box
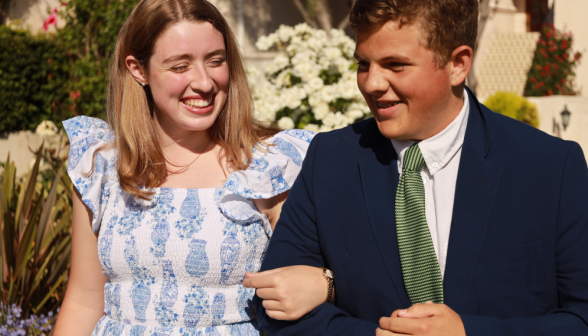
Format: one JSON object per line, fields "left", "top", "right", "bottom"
{"left": 106, "top": 0, "right": 279, "bottom": 200}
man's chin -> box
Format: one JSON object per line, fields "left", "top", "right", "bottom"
{"left": 374, "top": 119, "right": 411, "bottom": 141}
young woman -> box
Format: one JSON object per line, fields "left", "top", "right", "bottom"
{"left": 54, "top": 0, "right": 327, "bottom": 334}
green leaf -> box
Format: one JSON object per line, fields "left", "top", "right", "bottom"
{"left": 35, "top": 167, "right": 63, "bottom": 257}
{"left": 15, "top": 144, "right": 43, "bottom": 234}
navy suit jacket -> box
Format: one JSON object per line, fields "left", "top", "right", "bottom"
{"left": 256, "top": 90, "right": 588, "bottom": 335}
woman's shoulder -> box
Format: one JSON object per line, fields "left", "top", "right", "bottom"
{"left": 218, "top": 129, "right": 315, "bottom": 227}
{"left": 63, "top": 116, "right": 117, "bottom": 233}
{"left": 63, "top": 116, "right": 116, "bottom": 171}
{"left": 249, "top": 129, "right": 316, "bottom": 170}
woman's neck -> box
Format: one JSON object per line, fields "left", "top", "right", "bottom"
{"left": 152, "top": 110, "right": 230, "bottom": 189}
{"left": 153, "top": 112, "right": 211, "bottom": 159}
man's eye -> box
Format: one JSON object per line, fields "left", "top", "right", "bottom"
{"left": 172, "top": 66, "right": 188, "bottom": 72}
{"left": 356, "top": 61, "right": 369, "bottom": 70}
{"left": 389, "top": 63, "right": 405, "bottom": 71}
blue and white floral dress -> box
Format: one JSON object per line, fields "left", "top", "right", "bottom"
{"left": 63, "top": 116, "right": 314, "bottom": 336}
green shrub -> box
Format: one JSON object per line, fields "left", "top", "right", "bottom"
{"left": 0, "top": 0, "right": 142, "bottom": 133}
{"left": 55, "top": 0, "right": 141, "bottom": 119}
{"left": 0, "top": 144, "right": 72, "bottom": 316}
{"left": 0, "top": 26, "right": 71, "bottom": 133}
{"left": 484, "top": 92, "right": 540, "bottom": 128}
{"left": 524, "top": 23, "right": 583, "bottom": 96}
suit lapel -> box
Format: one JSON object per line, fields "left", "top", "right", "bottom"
{"left": 358, "top": 130, "right": 411, "bottom": 308}
{"left": 443, "top": 90, "right": 503, "bottom": 312}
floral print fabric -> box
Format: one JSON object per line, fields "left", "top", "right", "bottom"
{"left": 63, "top": 116, "right": 314, "bottom": 336}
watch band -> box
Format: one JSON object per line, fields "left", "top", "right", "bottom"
{"left": 323, "top": 268, "right": 334, "bottom": 303}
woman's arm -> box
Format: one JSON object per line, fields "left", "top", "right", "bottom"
{"left": 53, "top": 189, "right": 106, "bottom": 335}
{"left": 249, "top": 192, "right": 333, "bottom": 321}
{"left": 253, "top": 190, "right": 289, "bottom": 231}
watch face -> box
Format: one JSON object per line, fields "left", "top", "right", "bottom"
{"left": 325, "top": 269, "right": 334, "bottom": 279}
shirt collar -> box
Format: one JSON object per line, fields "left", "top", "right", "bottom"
{"left": 391, "top": 89, "right": 470, "bottom": 175}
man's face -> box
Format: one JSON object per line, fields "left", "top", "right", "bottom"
{"left": 355, "top": 20, "right": 457, "bottom": 140}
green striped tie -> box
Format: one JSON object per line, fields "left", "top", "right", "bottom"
{"left": 395, "top": 143, "right": 444, "bottom": 304}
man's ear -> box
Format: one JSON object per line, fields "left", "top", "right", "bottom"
{"left": 449, "top": 45, "right": 473, "bottom": 87}
{"left": 125, "top": 55, "right": 148, "bottom": 86}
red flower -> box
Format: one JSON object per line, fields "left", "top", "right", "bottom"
{"left": 544, "top": 65, "right": 550, "bottom": 72}
{"left": 47, "top": 58, "right": 51, "bottom": 63}
{"left": 47, "top": 73, "right": 51, "bottom": 79}
{"left": 70, "top": 91, "right": 81, "bottom": 100}
{"left": 540, "top": 72, "right": 546, "bottom": 77}
{"left": 536, "top": 65, "right": 543, "bottom": 70}
{"left": 548, "top": 90, "right": 553, "bottom": 95}
{"left": 561, "top": 78, "right": 566, "bottom": 84}
{"left": 42, "top": 11, "right": 58, "bottom": 31}
{"left": 531, "top": 78, "right": 536, "bottom": 83}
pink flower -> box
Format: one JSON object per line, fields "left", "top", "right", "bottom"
{"left": 70, "top": 91, "right": 81, "bottom": 100}
{"left": 42, "top": 9, "right": 58, "bottom": 31}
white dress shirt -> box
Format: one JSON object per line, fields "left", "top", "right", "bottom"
{"left": 391, "top": 89, "right": 470, "bottom": 278}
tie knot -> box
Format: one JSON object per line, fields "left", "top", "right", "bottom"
{"left": 402, "top": 144, "right": 425, "bottom": 172}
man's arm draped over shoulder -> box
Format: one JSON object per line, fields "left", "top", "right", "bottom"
{"left": 255, "top": 134, "right": 379, "bottom": 336}
{"left": 459, "top": 142, "right": 588, "bottom": 335}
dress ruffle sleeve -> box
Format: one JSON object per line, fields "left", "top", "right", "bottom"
{"left": 63, "top": 116, "right": 117, "bottom": 233}
{"left": 219, "top": 129, "right": 315, "bottom": 235}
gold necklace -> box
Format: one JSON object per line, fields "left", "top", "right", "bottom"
{"left": 166, "top": 139, "right": 211, "bottom": 175}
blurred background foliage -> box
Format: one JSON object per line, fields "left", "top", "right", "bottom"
{"left": 0, "top": 26, "right": 70, "bottom": 133}
{"left": 0, "top": 0, "right": 141, "bottom": 133}
{"left": 485, "top": 91, "right": 540, "bottom": 127}
{"left": 0, "top": 141, "right": 72, "bottom": 317}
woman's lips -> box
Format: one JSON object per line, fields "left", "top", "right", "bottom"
{"left": 181, "top": 94, "right": 215, "bottom": 115}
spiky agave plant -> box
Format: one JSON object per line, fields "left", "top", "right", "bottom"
{"left": 0, "top": 144, "right": 72, "bottom": 317}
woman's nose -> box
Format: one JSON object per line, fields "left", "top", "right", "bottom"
{"left": 189, "top": 64, "right": 214, "bottom": 93}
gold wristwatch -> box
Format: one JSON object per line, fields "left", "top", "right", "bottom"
{"left": 323, "top": 268, "right": 334, "bottom": 303}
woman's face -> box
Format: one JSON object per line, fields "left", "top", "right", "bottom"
{"left": 146, "top": 20, "right": 229, "bottom": 133}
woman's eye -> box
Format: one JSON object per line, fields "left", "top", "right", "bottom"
{"left": 172, "top": 66, "right": 188, "bottom": 72}
{"left": 210, "top": 58, "right": 225, "bottom": 66}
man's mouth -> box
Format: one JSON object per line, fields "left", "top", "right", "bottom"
{"left": 183, "top": 95, "right": 214, "bottom": 108}
{"left": 376, "top": 101, "right": 401, "bottom": 108}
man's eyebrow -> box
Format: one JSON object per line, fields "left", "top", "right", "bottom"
{"left": 162, "top": 53, "right": 193, "bottom": 64}
{"left": 352, "top": 53, "right": 411, "bottom": 63}
{"left": 380, "top": 54, "right": 411, "bottom": 63}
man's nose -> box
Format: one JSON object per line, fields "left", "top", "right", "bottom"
{"left": 189, "top": 64, "right": 214, "bottom": 93}
{"left": 363, "top": 64, "right": 389, "bottom": 95}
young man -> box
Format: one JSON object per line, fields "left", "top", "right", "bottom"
{"left": 250, "top": 0, "right": 588, "bottom": 334}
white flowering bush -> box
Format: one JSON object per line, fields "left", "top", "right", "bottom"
{"left": 252, "top": 23, "right": 370, "bottom": 133}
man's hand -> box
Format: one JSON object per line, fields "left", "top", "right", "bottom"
{"left": 376, "top": 302, "right": 466, "bottom": 336}
{"left": 242, "top": 265, "right": 328, "bottom": 321}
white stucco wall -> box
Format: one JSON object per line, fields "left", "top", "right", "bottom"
{"left": 6, "top": 0, "right": 64, "bottom": 33}
{"left": 528, "top": 95, "right": 588, "bottom": 158}
{"left": 553, "top": 0, "right": 588, "bottom": 97}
